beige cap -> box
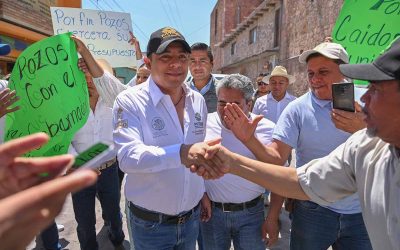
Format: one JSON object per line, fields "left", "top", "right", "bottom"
{"left": 262, "top": 66, "right": 295, "bottom": 84}
{"left": 299, "top": 42, "right": 349, "bottom": 64}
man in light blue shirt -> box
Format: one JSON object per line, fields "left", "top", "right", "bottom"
{"left": 252, "top": 66, "right": 296, "bottom": 123}
{"left": 271, "top": 42, "right": 370, "bottom": 249}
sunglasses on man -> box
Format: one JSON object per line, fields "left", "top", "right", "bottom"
{"left": 257, "top": 82, "right": 268, "bottom": 86}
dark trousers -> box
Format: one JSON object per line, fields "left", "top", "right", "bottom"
{"left": 40, "top": 222, "right": 60, "bottom": 250}
{"left": 72, "top": 162, "right": 124, "bottom": 250}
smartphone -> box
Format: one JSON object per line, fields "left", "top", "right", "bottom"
{"left": 72, "top": 142, "right": 114, "bottom": 169}
{"left": 332, "top": 82, "right": 355, "bottom": 112}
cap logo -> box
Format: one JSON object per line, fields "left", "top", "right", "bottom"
{"left": 161, "top": 27, "right": 181, "bottom": 39}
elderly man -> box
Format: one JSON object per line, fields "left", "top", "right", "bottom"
{"left": 113, "top": 27, "right": 213, "bottom": 250}
{"left": 201, "top": 74, "right": 276, "bottom": 250}
{"left": 195, "top": 36, "right": 400, "bottom": 250}
{"left": 252, "top": 66, "right": 296, "bottom": 123}
{"left": 199, "top": 41, "right": 370, "bottom": 250}
{"left": 188, "top": 42, "right": 218, "bottom": 113}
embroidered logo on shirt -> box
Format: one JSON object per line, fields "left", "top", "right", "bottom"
{"left": 151, "top": 117, "right": 165, "bottom": 131}
{"left": 194, "top": 112, "right": 203, "bottom": 129}
{"left": 115, "top": 107, "right": 128, "bottom": 129}
{"left": 116, "top": 120, "right": 128, "bottom": 129}
{"left": 195, "top": 112, "right": 201, "bottom": 121}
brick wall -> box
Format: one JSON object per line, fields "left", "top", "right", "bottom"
{"left": 221, "top": 5, "right": 278, "bottom": 72}
{"left": 211, "top": 0, "right": 264, "bottom": 75}
{"left": 0, "top": 0, "right": 55, "bottom": 35}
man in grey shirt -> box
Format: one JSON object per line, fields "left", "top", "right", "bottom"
{"left": 187, "top": 43, "right": 217, "bottom": 113}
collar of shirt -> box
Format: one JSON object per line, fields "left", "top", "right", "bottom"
{"left": 189, "top": 75, "right": 214, "bottom": 95}
{"left": 311, "top": 91, "right": 332, "bottom": 108}
{"left": 390, "top": 145, "right": 400, "bottom": 159}
{"left": 148, "top": 76, "right": 193, "bottom": 107}
{"left": 268, "top": 91, "right": 293, "bottom": 102}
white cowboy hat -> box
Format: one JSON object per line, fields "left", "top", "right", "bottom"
{"left": 262, "top": 66, "right": 295, "bottom": 84}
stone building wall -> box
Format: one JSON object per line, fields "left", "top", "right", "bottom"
{"left": 280, "top": 0, "right": 344, "bottom": 96}
{"left": 210, "top": 0, "right": 346, "bottom": 96}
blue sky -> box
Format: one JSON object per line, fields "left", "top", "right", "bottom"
{"left": 83, "top": 0, "right": 217, "bottom": 51}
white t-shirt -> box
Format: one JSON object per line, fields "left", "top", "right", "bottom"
{"left": 205, "top": 112, "right": 275, "bottom": 203}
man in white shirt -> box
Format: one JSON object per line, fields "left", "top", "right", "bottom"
{"left": 126, "top": 31, "right": 150, "bottom": 87}
{"left": 70, "top": 38, "right": 125, "bottom": 250}
{"left": 69, "top": 72, "right": 125, "bottom": 250}
{"left": 252, "top": 66, "right": 296, "bottom": 123}
{"left": 113, "top": 27, "right": 215, "bottom": 250}
{"left": 201, "top": 74, "right": 277, "bottom": 249}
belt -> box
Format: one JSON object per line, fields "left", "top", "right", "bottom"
{"left": 212, "top": 195, "right": 262, "bottom": 212}
{"left": 97, "top": 158, "right": 117, "bottom": 171}
{"left": 129, "top": 202, "right": 199, "bottom": 225}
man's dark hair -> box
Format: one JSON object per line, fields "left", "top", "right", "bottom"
{"left": 190, "top": 43, "right": 213, "bottom": 63}
{"left": 258, "top": 72, "right": 269, "bottom": 77}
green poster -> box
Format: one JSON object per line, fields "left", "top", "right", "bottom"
{"left": 332, "top": 0, "right": 400, "bottom": 85}
{"left": 5, "top": 33, "right": 89, "bottom": 157}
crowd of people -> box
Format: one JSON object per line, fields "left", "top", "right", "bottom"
{"left": 0, "top": 25, "right": 399, "bottom": 250}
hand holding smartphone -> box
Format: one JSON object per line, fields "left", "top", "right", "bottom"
{"left": 72, "top": 142, "right": 114, "bottom": 170}
{"left": 332, "top": 82, "right": 355, "bottom": 112}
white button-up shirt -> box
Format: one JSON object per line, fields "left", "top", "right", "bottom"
{"left": 69, "top": 96, "right": 116, "bottom": 162}
{"left": 205, "top": 112, "right": 274, "bottom": 203}
{"left": 297, "top": 129, "right": 400, "bottom": 250}
{"left": 252, "top": 92, "right": 296, "bottom": 123}
{"left": 113, "top": 76, "right": 207, "bottom": 215}
{"left": 0, "top": 80, "right": 8, "bottom": 143}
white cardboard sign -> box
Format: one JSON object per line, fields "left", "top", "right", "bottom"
{"left": 51, "top": 7, "right": 135, "bottom": 68}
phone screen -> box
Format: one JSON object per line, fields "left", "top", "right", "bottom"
{"left": 332, "top": 82, "right": 355, "bottom": 112}
{"left": 72, "top": 143, "right": 110, "bottom": 169}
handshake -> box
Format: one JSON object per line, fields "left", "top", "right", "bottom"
{"left": 179, "top": 139, "right": 234, "bottom": 180}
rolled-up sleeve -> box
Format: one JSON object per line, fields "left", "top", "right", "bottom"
{"left": 112, "top": 95, "right": 182, "bottom": 174}
{"left": 93, "top": 72, "right": 127, "bottom": 108}
{"left": 296, "top": 140, "right": 358, "bottom": 206}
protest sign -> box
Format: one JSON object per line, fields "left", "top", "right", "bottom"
{"left": 332, "top": 0, "right": 400, "bottom": 85}
{"left": 51, "top": 7, "right": 135, "bottom": 68}
{"left": 4, "top": 33, "right": 89, "bottom": 157}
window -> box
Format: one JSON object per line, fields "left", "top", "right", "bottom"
{"left": 231, "top": 42, "right": 236, "bottom": 55}
{"left": 274, "top": 8, "right": 281, "bottom": 47}
{"left": 249, "top": 27, "right": 257, "bottom": 44}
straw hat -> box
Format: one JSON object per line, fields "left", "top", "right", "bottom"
{"left": 262, "top": 66, "right": 295, "bottom": 84}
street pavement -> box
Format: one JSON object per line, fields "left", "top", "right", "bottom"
{"left": 27, "top": 188, "right": 291, "bottom": 250}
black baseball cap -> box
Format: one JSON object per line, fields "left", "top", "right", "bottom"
{"left": 146, "top": 27, "right": 191, "bottom": 57}
{"left": 339, "top": 37, "right": 400, "bottom": 81}
{"left": 0, "top": 44, "right": 11, "bottom": 56}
